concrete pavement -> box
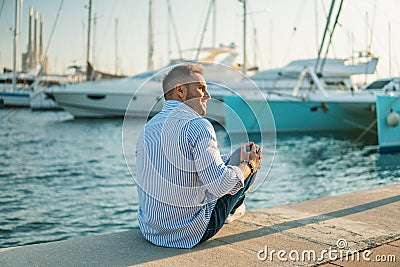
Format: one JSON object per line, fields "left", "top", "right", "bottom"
{"left": 0, "top": 184, "right": 399, "bottom": 266}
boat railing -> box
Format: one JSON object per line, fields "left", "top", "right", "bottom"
{"left": 292, "top": 66, "right": 328, "bottom": 98}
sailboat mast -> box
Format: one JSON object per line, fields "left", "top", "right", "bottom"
{"left": 388, "top": 22, "right": 392, "bottom": 77}
{"left": 147, "top": 0, "right": 154, "bottom": 70}
{"left": 115, "top": 18, "right": 119, "bottom": 75}
{"left": 195, "top": 0, "right": 215, "bottom": 61}
{"left": 86, "top": 0, "right": 92, "bottom": 80}
{"left": 315, "top": 0, "right": 335, "bottom": 73}
{"left": 240, "top": 0, "right": 247, "bottom": 74}
{"left": 365, "top": 11, "right": 368, "bottom": 53}
{"left": 320, "top": 0, "right": 343, "bottom": 73}
{"left": 166, "top": 0, "right": 183, "bottom": 60}
{"left": 12, "top": 0, "right": 20, "bottom": 92}
{"left": 92, "top": 12, "right": 97, "bottom": 67}
{"left": 314, "top": 0, "right": 319, "bottom": 55}
{"left": 167, "top": 3, "right": 171, "bottom": 62}
{"left": 212, "top": 0, "right": 216, "bottom": 48}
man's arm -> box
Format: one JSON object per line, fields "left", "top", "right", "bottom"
{"left": 220, "top": 151, "right": 233, "bottom": 164}
{"left": 187, "top": 119, "right": 245, "bottom": 197}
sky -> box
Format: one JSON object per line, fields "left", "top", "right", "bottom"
{"left": 0, "top": 0, "right": 400, "bottom": 82}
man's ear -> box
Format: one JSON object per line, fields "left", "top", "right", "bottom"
{"left": 175, "top": 84, "right": 187, "bottom": 101}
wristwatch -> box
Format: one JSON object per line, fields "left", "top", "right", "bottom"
{"left": 240, "top": 160, "right": 255, "bottom": 174}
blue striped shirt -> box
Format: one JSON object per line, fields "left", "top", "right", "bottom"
{"left": 135, "top": 100, "right": 244, "bottom": 248}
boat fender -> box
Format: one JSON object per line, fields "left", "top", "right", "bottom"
{"left": 386, "top": 109, "right": 400, "bottom": 127}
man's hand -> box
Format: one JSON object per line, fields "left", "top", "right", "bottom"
{"left": 239, "top": 142, "right": 262, "bottom": 178}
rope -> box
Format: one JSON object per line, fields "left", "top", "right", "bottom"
{"left": 354, "top": 118, "right": 377, "bottom": 143}
{"left": 0, "top": 108, "right": 20, "bottom": 121}
{"left": 167, "top": 0, "right": 183, "bottom": 60}
{"left": 354, "top": 95, "right": 400, "bottom": 143}
{"left": 0, "top": 0, "right": 5, "bottom": 18}
{"left": 41, "top": 0, "right": 64, "bottom": 74}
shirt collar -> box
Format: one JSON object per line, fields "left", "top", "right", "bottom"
{"left": 163, "top": 100, "right": 200, "bottom": 118}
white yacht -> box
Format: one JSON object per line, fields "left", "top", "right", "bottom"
{"left": 251, "top": 57, "right": 378, "bottom": 92}
{"left": 45, "top": 46, "right": 242, "bottom": 122}
{"left": 0, "top": 72, "right": 35, "bottom": 108}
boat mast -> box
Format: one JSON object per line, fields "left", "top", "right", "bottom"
{"left": 115, "top": 18, "right": 119, "bottom": 75}
{"left": 147, "top": 0, "right": 154, "bottom": 70}
{"left": 195, "top": 0, "right": 215, "bottom": 61}
{"left": 166, "top": 0, "right": 183, "bottom": 61}
{"left": 320, "top": 0, "right": 343, "bottom": 73}
{"left": 92, "top": 12, "right": 97, "bottom": 67}
{"left": 12, "top": 0, "right": 20, "bottom": 92}
{"left": 314, "top": 0, "right": 335, "bottom": 74}
{"left": 365, "top": 11, "right": 368, "bottom": 55}
{"left": 86, "top": 0, "right": 92, "bottom": 81}
{"left": 314, "top": 0, "right": 319, "bottom": 55}
{"left": 240, "top": 0, "right": 247, "bottom": 74}
{"left": 167, "top": 1, "right": 171, "bottom": 62}
{"left": 388, "top": 22, "right": 392, "bottom": 77}
{"left": 212, "top": 0, "right": 216, "bottom": 48}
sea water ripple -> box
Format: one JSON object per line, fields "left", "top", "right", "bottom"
{"left": 0, "top": 109, "right": 399, "bottom": 248}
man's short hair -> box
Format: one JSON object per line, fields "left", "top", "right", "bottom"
{"left": 162, "top": 63, "right": 204, "bottom": 98}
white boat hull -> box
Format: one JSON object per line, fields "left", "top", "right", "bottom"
{"left": 48, "top": 89, "right": 225, "bottom": 122}
{"left": 0, "top": 91, "right": 31, "bottom": 108}
{"left": 49, "top": 91, "right": 135, "bottom": 117}
{"left": 30, "top": 92, "right": 61, "bottom": 110}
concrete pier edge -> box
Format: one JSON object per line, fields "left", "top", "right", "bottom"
{"left": 1, "top": 184, "right": 399, "bottom": 266}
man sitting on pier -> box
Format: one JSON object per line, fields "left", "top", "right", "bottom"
{"left": 135, "top": 63, "right": 262, "bottom": 248}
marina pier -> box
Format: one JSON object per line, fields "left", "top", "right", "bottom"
{"left": 1, "top": 184, "right": 398, "bottom": 266}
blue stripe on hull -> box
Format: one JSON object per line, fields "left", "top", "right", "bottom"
{"left": 224, "top": 96, "right": 376, "bottom": 133}
{"left": 0, "top": 92, "right": 31, "bottom": 108}
{"left": 0, "top": 92, "right": 30, "bottom": 97}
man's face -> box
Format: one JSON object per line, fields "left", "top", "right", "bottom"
{"left": 183, "top": 73, "right": 210, "bottom": 116}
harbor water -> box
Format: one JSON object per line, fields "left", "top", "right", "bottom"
{"left": 1, "top": 109, "right": 399, "bottom": 248}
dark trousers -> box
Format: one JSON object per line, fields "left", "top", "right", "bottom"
{"left": 198, "top": 149, "right": 256, "bottom": 244}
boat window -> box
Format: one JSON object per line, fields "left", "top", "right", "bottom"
{"left": 364, "top": 80, "right": 390, "bottom": 90}
{"left": 325, "top": 81, "right": 345, "bottom": 86}
{"left": 87, "top": 95, "right": 106, "bottom": 100}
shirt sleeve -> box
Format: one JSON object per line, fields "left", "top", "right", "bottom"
{"left": 186, "top": 118, "right": 244, "bottom": 197}
{"left": 221, "top": 152, "right": 233, "bottom": 164}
